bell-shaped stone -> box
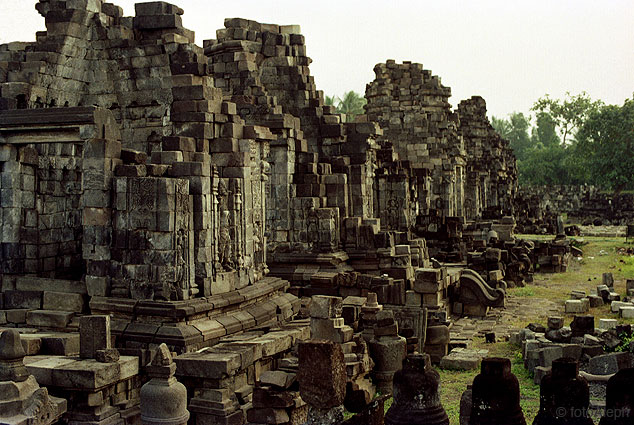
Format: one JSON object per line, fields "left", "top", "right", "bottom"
{"left": 533, "top": 357, "right": 594, "bottom": 425}
{"left": 140, "top": 343, "right": 189, "bottom": 425}
{"left": 385, "top": 353, "right": 449, "bottom": 425}
{"left": 599, "top": 368, "right": 634, "bottom": 425}
{"left": 471, "top": 357, "right": 526, "bottom": 425}
{"left": 0, "top": 330, "right": 30, "bottom": 383}
{"left": 0, "top": 329, "right": 26, "bottom": 360}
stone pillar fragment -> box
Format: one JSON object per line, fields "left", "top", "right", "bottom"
{"left": 79, "top": 315, "right": 111, "bottom": 359}
{"left": 298, "top": 340, "right": 346, "bottom": 424}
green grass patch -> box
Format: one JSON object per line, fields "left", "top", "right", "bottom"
{"left": 436, "top": 235, "right": 631, "bottom": 423}
{"left": 509, "top": 287, "right": 536, "bottom": 297}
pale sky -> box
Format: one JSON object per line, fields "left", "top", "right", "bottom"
{"left": 0, "top": 0, "right": 632, "bottom": 119}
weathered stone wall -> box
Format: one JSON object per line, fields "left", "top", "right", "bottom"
{"left": 516, "top": 185, "right": 634, "bottom": 227}
{"left": 0, "top": 107, "right": 121, "bottom": 281}
{"left": 457, "top": 96, "right": 517, "bottom": 220}
{"left": 365, "top": 60, "right": 467, "bottom": 219}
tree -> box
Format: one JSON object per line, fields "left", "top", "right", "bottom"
{"left": 325, "top": 91, "right": 367, "bottom": 122}
{"left": 325, "top": 95, "right": 337, "bottom": 107}
{"left": 532, "top": 92, "right": 603, "bottom": 145}
{"left": 531, "top": 112, "right": 560, "bottom": 148}
{"left": 576, "top": 97, "right": 634, "bottom": 193}
{"left": 520, "top": 143, "right": 568, "bottom": 185}
{"left": 492, "top": 112, "right": 531, "bottom": 161}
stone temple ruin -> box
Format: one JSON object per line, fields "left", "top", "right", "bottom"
{"left": 0, "top": 1, "right": 618, "bottom": 425}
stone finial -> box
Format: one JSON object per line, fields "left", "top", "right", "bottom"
{"left": 140, "top": 343, "right": 189, "bottom": 425}
{"left": 599, "top": 368, "right": 634, "bottom": 425}
{"left": 470, "top": 357, "right": 526, "bottom": 425}
{"left": 385, "top": 353, "right": 449, "bottom": 425}
{"left": 533, "top": 358, "right": 593, "bottom": 425}
{"left": 153, "top": 343, "right": 173, "bottom": 366}
{"left": 0, "top": 329, "right": 26, "bottom": 360}
{"left": 0, "top": 330, "right": 30, "bottom": 382}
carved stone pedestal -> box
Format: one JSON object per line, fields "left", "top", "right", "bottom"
{"left": 0, "top": 330, "right": 67, "bottom": 425}
{"left": 368, "top": 335, "right": 406, "bottom": 395}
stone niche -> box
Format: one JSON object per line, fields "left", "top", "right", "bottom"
{"left": 0, "top": 107, "right": 121, "bottom": 280}
{"left": 111, "top": 176, "right": 195, "bottom": 301}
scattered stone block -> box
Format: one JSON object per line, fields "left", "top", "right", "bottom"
{"left": 42, "top": 291, "right": 84, "bottom": 313}
{"left": 589, "top": 352, "right": 634, "bottom": 375}
{"left": 298, "top": 340, "right": 346, "bottom": 409}
{"left": 565, "top": 300, "right": 588, "bottom": 314}
{"left": 599, "top": 319, "right": 618, "bottom": 330}
{"left": 259, "top": 370, "right": 296, "bottom": 390}
{"left": 533, "top": 366, "right": 551, "bottom": 385}
{"left": 539, "top": 346, "right": 564, "bottom": 368}
{"left": 96, "top": 348, "right": 120, "bottom": 363}
{"left": 547, "top": 317, "right": 564, "bottom": 330}
{"left": 621, "top": 306, "right": 634, "bottom": 319}
{"left": 570, "top": 315, "right": 594, "bottom": 337}
{"left": 80, "top": 315, "right": 111, "bottom": 359}
{"left": 310, "top": 295, "right": 343, "bottom": 319}
{"left": 440, "top": 348, "right": 488, "bottom": 371}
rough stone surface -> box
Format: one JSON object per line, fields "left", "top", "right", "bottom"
{"left": 298, "top": 340, "right": 346, "bottom": 409}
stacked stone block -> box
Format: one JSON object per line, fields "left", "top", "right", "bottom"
{"left": 83, "top": 136, "right": 121, "bottom": 297}
{"left": 0, "top": 329, "right": 67, "bottom": 425}
{"left": 515, "top": 185, "right": 634, "bottom": 229}
{"left": 246, "top": 370, "right": 307, "bottom": 425}
{"left": 0, "top": 144, "right": 39, "bottom": 275}
{"left": 309, "top": 296, "right": 376, "bottom": 410}
{"left": 22, "top": 314, "right": 142, "bottom": 425}
{"left": 175, "top": 320, "right": 310, "bottom": 425}
{"left": 365, "top": 60, "right": 467, "bottom": 218}
{"left": 457, "top": 96, "right": 517, "bottom": 220}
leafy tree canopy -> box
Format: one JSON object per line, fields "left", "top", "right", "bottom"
{"left": 576, "top": 96, "right": 634, "bottom": 193}
{"left": 531, "top": 91, "right": 603, "bottom": 145}
{"left": 325, "top": 91, "right": 367, "bottom": 122}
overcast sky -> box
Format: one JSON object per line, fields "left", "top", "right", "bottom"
{"left": 1, "top": 0, "right": 632, "bottom": 119}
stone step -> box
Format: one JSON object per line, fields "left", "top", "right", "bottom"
{"left": 26, "top": 310, "right": 74, "bottom": 329}
{"left": 15, "top": 276, "right": 87, "bottom": 294}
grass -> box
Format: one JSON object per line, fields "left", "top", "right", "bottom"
{"left": 433, "top": 234, "right": 633, "bottom": 424}
{"left": 511, "top": 286, "right": 536, "bottom": 297}
{"left": 355, "top": 235, "right": 632, "bottom": 423}
{"left": 437, "top": 337, "right": 541, "bottom": 423}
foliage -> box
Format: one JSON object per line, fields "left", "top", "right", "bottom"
{"left": 492, "top": 92, "right": 613, "bottom": 188}
{"left": 509, "top": 287, "right": 536, "bottom": 297}
{"left": 576, "top": 97, "right": 634, "bottom": 193}
{"left": 532, "top": 91, "right": 603, "bottom": 145}
{"left": 613, "top": 332, "right": 634, "bottom": 353}
{"left": 325, "top": 90, "right": 367, "bottom": 122}
{"left": 492, "top": 112, "right": 532, "bottom": 161}
{"left": 531, "top": 112, "right": 560, "bottom": 148}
